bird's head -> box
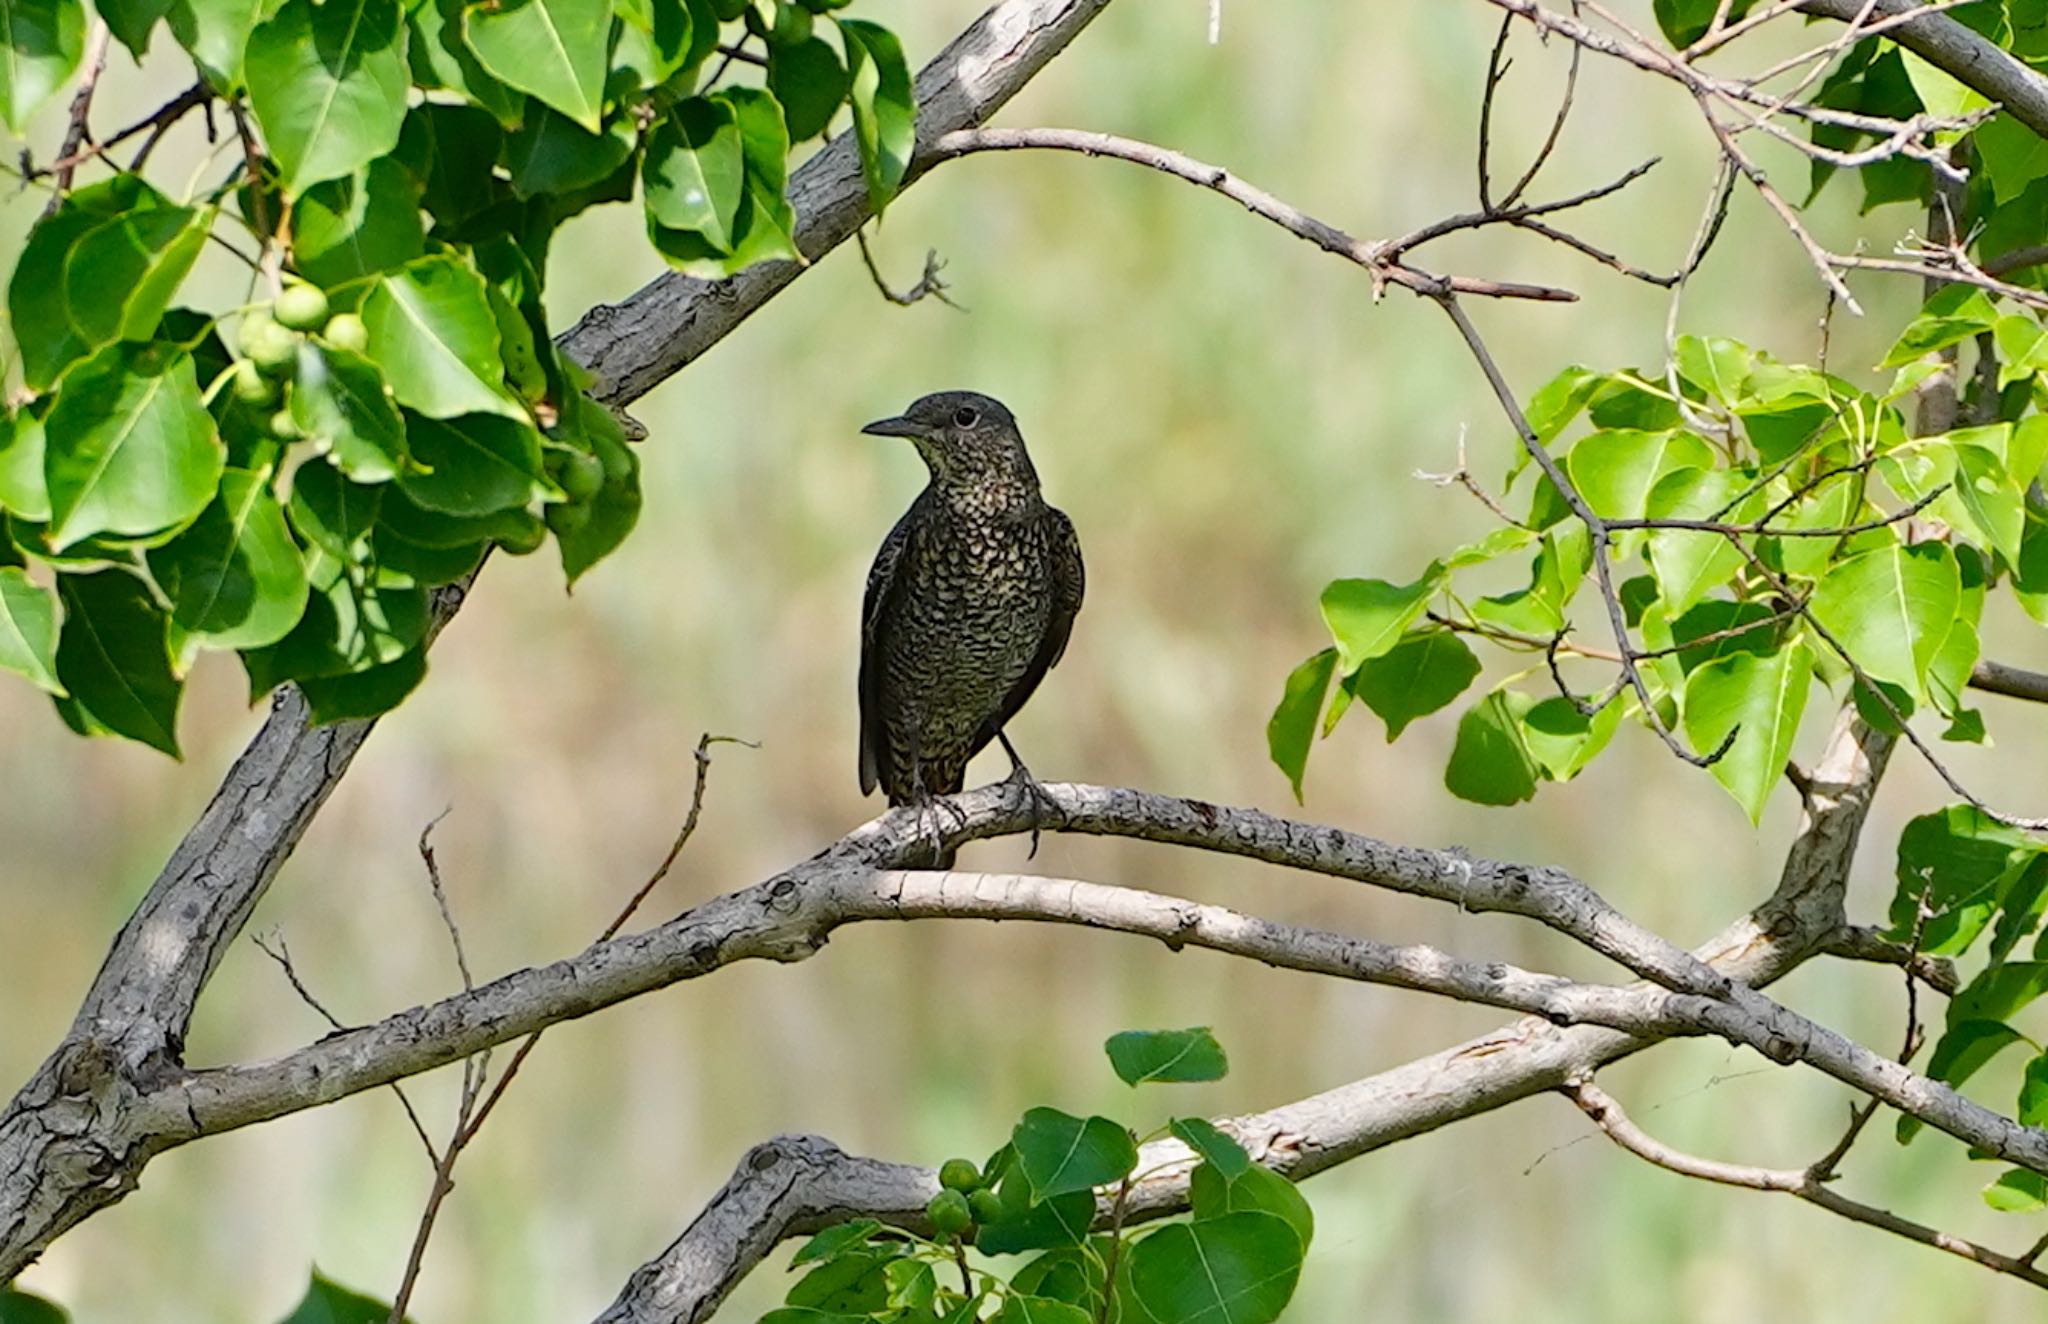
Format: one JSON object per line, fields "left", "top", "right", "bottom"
{"left": 861, "top": 390, "right": 1038, "bottom": 493}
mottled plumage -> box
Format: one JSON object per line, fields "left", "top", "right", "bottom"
{"left": 857, "top": 392, "right": 1084, "bottom": 833}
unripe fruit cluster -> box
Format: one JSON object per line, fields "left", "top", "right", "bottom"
{"left": 233, "top": 282, "right": 372, "bottom": 439}
{"left": 922, "top": 1157, "right": 1009, "bottom": 1240}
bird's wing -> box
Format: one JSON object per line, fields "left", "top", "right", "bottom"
{"left": 859, "top": 499, "right": 922, "bottom": 796}
{"left": 973, "top": 506, "right": 1085, "bottom": 754}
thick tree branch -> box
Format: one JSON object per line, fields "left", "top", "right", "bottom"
{"left": 0, "top": 0, "right": 1117, "bottom": 1275}
{"left": 595, "top": 1136, "right": 936, "bottom": 1324}
{"left": 591, "top": 714, "right": 1908, "bottom": 1323}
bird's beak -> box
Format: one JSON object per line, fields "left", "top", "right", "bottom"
{"left": 861, "top": 415, "right": 924, "bottom": 438}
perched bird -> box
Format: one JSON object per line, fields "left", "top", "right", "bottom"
{"left": 857, "top": 391, "right": 1085, "bottom": 865}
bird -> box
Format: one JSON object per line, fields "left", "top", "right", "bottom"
{"left": 857, "top": 390, "right": 1084, "bottom": 867}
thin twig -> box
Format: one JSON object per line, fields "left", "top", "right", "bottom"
{"left": 252, "top": 931, "right": 441, "bottom": 1165}
{"left": 1566, "top": 1079, "right": 2048, "bottom": 1290}
{"left": 44, "top": 21, "right": 110, "bottom": 210}
{"left": 854, "top": 228, "right": 962, "bottom": 309}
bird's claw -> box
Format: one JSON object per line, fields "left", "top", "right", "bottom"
{"left": 1002, "top": 761, "right": 1061, "bottom": 860}
{"left": 911, "top": 790, "right": 968, "bottom": 868}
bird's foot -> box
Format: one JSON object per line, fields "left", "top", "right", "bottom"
{"left": 910, "top": 790, "right": 969, "bottom": 869}
{"left": 1001, "top": 760, "right": 1062, "bottom": 860}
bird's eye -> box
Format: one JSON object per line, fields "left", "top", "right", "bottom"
{"left": 952, "top": 405, "right": 980, "bottom": 428}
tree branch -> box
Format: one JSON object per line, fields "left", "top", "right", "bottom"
{"left": 0, "top": 0, "right": 1119, "bottom": 1274}
{"left": 595, "top": 1136, "right": 936, "bottom": 1324}
{"left": 1565, "top": 1078, "right": 2048, "bottom": 1291}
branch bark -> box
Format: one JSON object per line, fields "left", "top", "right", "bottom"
{"left": 0, "top": 0, "right": 1117, "bottom": 1277}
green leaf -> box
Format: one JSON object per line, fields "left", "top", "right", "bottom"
{"left": 995, "top": 1296, "right": 1093, "bottom": 1324}
{"left": 720, "top": 86, "right": 802, "bottom": 267}
{"left": 1444, "top": 689, "right": 1539, "bottom": 807}
{"left": 272, "top": 1269, "right": 400, "bottom": 1324}
{"left": 1682, "top": 639, "right": 1813, "bottom": 823}
{"left": 297, "top": 645, "right": 427, "bottom": 722}
{"left": 884, "top": 1260, "right": 937, "bottom": 1314}
{"left": 2022, "top": 1050, "right": 2048, "bottom": 1128}
{"left": 1169, "top": 1119, "right": 1251, "bottom": 1178}
{"left": 1346, "top": 629, "right": 1480, "bottom": 741}
{"left": 609, "top": 0, "right": 693, "bottom": 90}
{"left": 1011, "top": 1108, "right": 1137, "bottom": 1198}
{"left": 836, "top": 18, "right": 911, "bottom": 211}
{"left": 52, "top": 569, "right": 181, "bottom": 755}
{"left": 1978, "top": 111, "right": 2048, "bottom": 206}
{"left": 1265, "top": 646, "right": 1333, "bottom": 801}
{"left": 1471, "top": 527, "right": 1589, "bottom": 635}
{"left": 1120, "top": 1213, "right": 1302, "bottom": 1324}
{"left": 166, "top": 0, "right": 261, "bottom": 88}
{"left": 362, "top": 256, "right": 525, "bottom": 421}
{"left": 1984, "top": 1168, "right": 2048, "bottom": 1213}
{"left": 1651, "top": 0, "right": 1753, "bottom": 45}
{"left": 64, "top": 205, "right": 211, "bottom": 348}
{"left": 10, "top": 178, "right": 206, "bottom": 390}
{"left": 294, "top": 159, "right": 426, "bottom": 287}
{"left": 0, "top": 409, "right": 50, "bottom": 520}
{"left": 43, "top": 343, "right": 224, "bottom": 550}
{"left": 407, "top": 0, "right": 521, "bottom": 122}
{"left": 1188, "top": 1162, "right": 1312, "bottom": 1248}
{"left": 1991, "top": 855, "right": 2048, "bottom": 965}
{"left": 391, "top": 103, "right": 506, "bottom": 229}
{"left": 1900, "top": 46, "right": 1990, "bottom": 123}
{"left": 288, "top": 459, "right": 381, "bottom": 558}
{"left": 642, "top": 96, "right": 745, "bottom": 251}
{"left": 400, "top": 412, "right": 548, "bottom": 515}
{"left": 1673, "top": 335, "right": 1752, "bottom": 402}
{"left": 504, "top": 103, "right": 634, "bottom": 197}
{"left": 790, "top": 1219, "right": 880, "bottom": 1267}
{"left": 0, "top": 0, "right": 84, "bottom": 129}
{"left": 1666, "top": 599, "right": 1783, "bottom": 674}
{"left": 464, "top": 0, "right": 610, "bottom": 131}
{"left": 1522, "top": 365, "right": 1601, "bottom": 450}
{"left": 973, "top": 1188, "right": 1093, "bottom": 1255}
{"left": 1644, "top": 467, "right": 1754, "bottom": 616}
{"left": 1903, "top": 1019, "right": 2031, "bottom": 1143}
{"left": 0, "top": 566, "right": 64, "bottom": 693}
{"left": 291, "top": 344, "right": 409, "bottom": 482}
{"left": 1105, "top": 1028, "right": 1228, "bottom": 1085}
{"left": 1519, "top": 694, "right": 1621, "bottom": 782}
{"left": 1881, "top": 284, "right": 2000, "bottom": 368}
{"left": 769, "top": 33, "right": 847, "bottom": 139}
{"left": 1809, "top": 541, "right": 1960, "bottom": 702}
{"left": 1320, "top": 568, "right": 1440, "bottom": 671}
{"left": 246, "top": 0, "right": 409, "bottom": 195}
{"left": 97, "top": 0, "right": 170, "bottom": 56}
{"left": 147, "top": 468, "right": 309, "bottom": 655}
{"left": 1948, "top": 441, "right": 2024, "bottom": 562}
{"left": 785, "top": 1249, "right": 896, "bottom": 1312}
{"left": 0, "top": 1289, "right": 68, "bottom": 1324}
{"left": 1889, "top": 804, "right": 2038, "bottom": 956}
{"left": 1566, "top": 428, "right": 1715, "bottom": 524}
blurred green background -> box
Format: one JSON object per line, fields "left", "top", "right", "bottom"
{"left": 5, "top": 2, "right": 2046, "bottom": 1319}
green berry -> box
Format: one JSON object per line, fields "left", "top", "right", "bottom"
{"left": 968, "top": 1189, "right": 1004, "bottom": 1224}
{"left": 322, "top": 312, "right": 369, "bottom": 354}
{"left": 496, "top": 512, "right": 547, "bottom": 556}
{"left": 926, "top": 1188, "right": 972, "bottom": 1237}
{"left": 232, "top": 360, "right": 278, "bottom": 406}
{"left": 546, "top": 501, "right": 592, "bottom": 537}
{"left": 939, "top": 1159, "right": 981, "bottom": 1193}
{"left": 275, "top": 282, "right": 330, "bottom": 332}
{"left": 558, "top": 451, "right": 605, "bottom": 502}
{"left": 269, "top": 408, "right": 301, "bottom": 440}
{"left": 247, "top": 320, "right": 299, "bottom": 377}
